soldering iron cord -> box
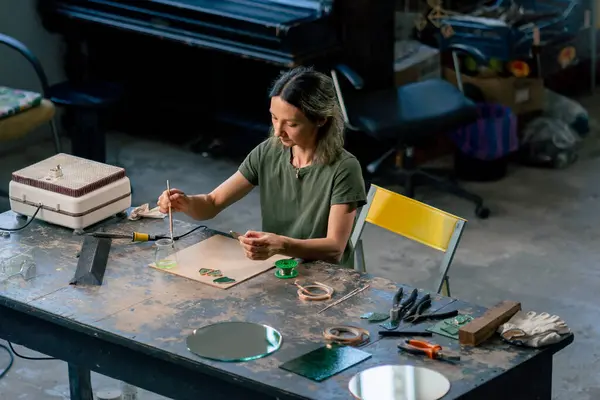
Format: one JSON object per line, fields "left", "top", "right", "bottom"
{"left": 0, "top": 204, "right": 207, "bottom": 240}
{"left": 0, "top": 204, "right": 42, "bottom": 232}
{"left": 173, "top": 225, "right": 207, "bottom": 240}
{"left": 4, "top": 341, "right": 55, "bottom": 360}
{"left": 0, "top": 340, "right": 57, "bottom": 381}
{"left": 0, "top": 343, "right": 13, "bottom": 379}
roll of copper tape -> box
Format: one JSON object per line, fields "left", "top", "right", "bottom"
{"left": 323, "top": 325, "right": 370, "bottom": 347}
{"left": 295, "top": 281, "right": 334, "bottom": 301}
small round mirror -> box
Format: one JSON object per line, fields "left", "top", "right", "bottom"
{"left": 348, "top": 365, "right": 451, "bottom": 400}
{"left": 186, "top": 321, "right": 283, "bottom": 362}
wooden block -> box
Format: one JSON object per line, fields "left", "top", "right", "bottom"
{"left": 459, "top": 301, "right": 521, "bottom": 346}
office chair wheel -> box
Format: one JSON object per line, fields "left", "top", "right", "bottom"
{"left": 475, "top": 205, "right": 490, "bottom": 219}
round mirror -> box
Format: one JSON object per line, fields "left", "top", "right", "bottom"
{"left": 186, "top": 321, "right": 283, "bottom": 362}
{"left": 348, "top": 365, "right": 451, "bottom": 400}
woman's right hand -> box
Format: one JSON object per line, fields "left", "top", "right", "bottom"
{"left": 157, "top": 188, "right": 191, "bottom": 214}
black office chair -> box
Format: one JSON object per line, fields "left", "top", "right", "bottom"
{"left": 332, "top": 44, "right": 491, "bottom": 219}
{"left": 49, "top": 80, "right": 124, "bottom": 164}
{"left": 0, "top": 33, "right": 62, "bottom": 153}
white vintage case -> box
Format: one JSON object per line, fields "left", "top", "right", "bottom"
{"left": 9, "top": 153, "right": 132, "bottom": 230}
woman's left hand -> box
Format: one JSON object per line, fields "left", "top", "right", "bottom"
{"left": 238, "top": 231, "right": 286, "bottom": 260}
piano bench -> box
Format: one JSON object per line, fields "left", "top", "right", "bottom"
{"left": 49, "top": 81, "right": 124, "bottom": 164}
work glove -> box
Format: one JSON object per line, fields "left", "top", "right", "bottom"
{"left": 128, "top": 203, "right": 166, "bottom": 221}
{"left": 497, "top": 311, "right": 570, "bottom": 348}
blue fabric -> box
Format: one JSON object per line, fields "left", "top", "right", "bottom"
{"left": 449, "top": 103, "right": 518, "bottom": 161}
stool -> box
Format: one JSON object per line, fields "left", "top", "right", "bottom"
{"left": 49, "top": 81, "right": 123, "bottom": 163}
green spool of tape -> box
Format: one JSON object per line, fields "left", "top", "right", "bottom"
{"left": 274, "top": 259, "right": 299, "bottom": 279}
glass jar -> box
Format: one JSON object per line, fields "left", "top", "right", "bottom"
{"left": 154, "top": 239, "right": 177, "bottom": 269}
{"left": 120, "top": 381, "right": 138, "bottom": 400}
{"left": 0, "top": 246, "right": 36, "bottom": 282}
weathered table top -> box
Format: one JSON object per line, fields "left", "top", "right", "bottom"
{"left": 0, "top": 210, "right": 573, "bottom": 400}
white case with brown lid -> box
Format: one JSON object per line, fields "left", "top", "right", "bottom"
{"left": 9, "top": 153, "right": 132, "bottom": 230}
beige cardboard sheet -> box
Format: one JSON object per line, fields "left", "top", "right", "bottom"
{"left": 149, "top": 234, "right": 287, "bottom": 289}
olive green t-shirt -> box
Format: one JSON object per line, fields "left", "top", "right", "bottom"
{"left": 238, "top": 138, "right": 367, "bottom": 267}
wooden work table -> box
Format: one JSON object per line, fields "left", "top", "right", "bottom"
{"left": 0, "top": 210, "right": 573, "bottom": 400}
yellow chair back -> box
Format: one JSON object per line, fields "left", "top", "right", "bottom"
{"left": 364, "top": 185, "right": 466, "bottom": 252}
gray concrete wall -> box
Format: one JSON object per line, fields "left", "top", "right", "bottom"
{"left": 0, "top": 0, "right": 65, "bottom": 153}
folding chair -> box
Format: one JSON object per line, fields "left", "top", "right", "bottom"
{"left": 350, "top": 184, "right": 466, "bottom": 297}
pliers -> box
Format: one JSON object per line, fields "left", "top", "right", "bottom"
{"left": 398, "top": 339, "right": 460, "bottom": 362}
{"left": 403, "top": 296, "right": 459, "bottom": 324}
{"left": 380, "top": 288, "right": 418, "bottom": 330}
{"left": 403, "top": 293, "right": 432, "bottom": 321}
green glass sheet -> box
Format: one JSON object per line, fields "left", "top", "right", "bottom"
{"left": 280, "top": 344, "right": 371, "bottom": 382}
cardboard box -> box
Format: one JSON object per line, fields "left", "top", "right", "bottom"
{"left": 394, "top": 134, "right": 455, "bottom": 167}
{"left": 443, "top": 67, "right": 544, "bottom": 115}
{"left": 395, "top": 12, "right": 421, "bottom": 40}
{"left": 394, "top": 40, "right": 441, "bottom": 86}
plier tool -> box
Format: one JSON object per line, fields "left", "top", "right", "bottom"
{"left": 403, "top": 294, "right": 459, "bottom": 324}
{"left": 380, "top": 287, "right": 418, "bottom": 330}
{"left": 398, "top": 339, "right": 460, "bottom": 362}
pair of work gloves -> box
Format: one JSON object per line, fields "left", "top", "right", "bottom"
{"left": 497, "top": 311, "right": 570, "bottom": 348}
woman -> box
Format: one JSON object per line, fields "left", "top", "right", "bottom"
{"left": 157, "top": 66, "right": 366, "bottom": 267}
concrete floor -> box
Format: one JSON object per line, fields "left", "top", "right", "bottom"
{"left": 1, "top": 96, "right": 600, "bottom": 399}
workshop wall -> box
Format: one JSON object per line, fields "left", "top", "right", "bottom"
{"left": 0, "top": 0, "right": 65, "bottom": 154}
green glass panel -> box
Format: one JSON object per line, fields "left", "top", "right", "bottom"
{"left": 279, "top": 344, "right": 371, "bottom": 382}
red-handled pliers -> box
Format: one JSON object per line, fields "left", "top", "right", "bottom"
{"left": 398, "top": 339, "right": 461, "bottom": 361}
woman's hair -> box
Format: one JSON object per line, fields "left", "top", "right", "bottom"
{"left": 268, "top": 66, "right": 344, "bottom": 165}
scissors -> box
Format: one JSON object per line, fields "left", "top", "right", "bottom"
{"left": 398, "top": 339, "right": 461, "bottom": 362}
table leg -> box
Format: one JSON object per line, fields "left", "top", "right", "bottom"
{"left": 71, "top": 109, "right": 106, "bottom": 163}
{"left": 463, "top": 350, "right": 553, "bottom": 400}
{"left": 68, "top": 364, "right": 94, "bottom": 400}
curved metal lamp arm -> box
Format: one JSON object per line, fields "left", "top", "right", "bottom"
{"left": 0, "top": 33, "right": 51, "bottom": 97}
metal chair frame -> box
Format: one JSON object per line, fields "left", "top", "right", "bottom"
{"left": 350, "top": 184, "right": 466, "bottom": 297}
{"left": 0, "top": 32, "right": 62, "bottom": 154}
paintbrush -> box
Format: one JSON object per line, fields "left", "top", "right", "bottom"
{"left": 166, "top": 180, "right": 174, "bottom": 243}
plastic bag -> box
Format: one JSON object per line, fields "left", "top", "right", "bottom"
{"left": 520, "top": 117, "right": 579, "bottom": 169}
{"left": 543, "top": 89, "right": 589, "bottom": 137}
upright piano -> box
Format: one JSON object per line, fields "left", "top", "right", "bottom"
{"left": 37, "top": 0, "right": 395, "bottom": 149}
{"left": 39, "top": 0, "right": 343, "bottom": 67}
